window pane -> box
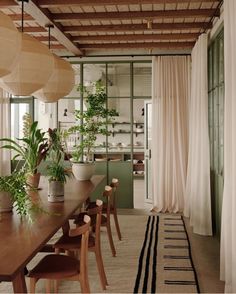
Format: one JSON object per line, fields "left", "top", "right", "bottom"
{"left": 11, "top": 103, "right": 29, "bottom": 139}
{"left": 34, "top": 100, "right": 57, "bottom": 132}
{"left": 108, "top": 64, "right": 130, "bottom": 97}
{"left": 107, "top": 98, "right": 131, "bottom": 149}
{"left": 133, "top": 63, "right": 151, "bottom": 97}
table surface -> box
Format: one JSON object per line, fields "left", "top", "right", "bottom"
{"left": 0, "top": 175, "right": 105, "bottom": 282}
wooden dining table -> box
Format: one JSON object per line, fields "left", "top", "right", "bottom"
{"left": 0, "top": 175, "right": 105, "bottom": 293}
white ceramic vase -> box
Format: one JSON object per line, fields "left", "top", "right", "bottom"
{"left": 72, "top": 162, "right": 95, "bottom": 181}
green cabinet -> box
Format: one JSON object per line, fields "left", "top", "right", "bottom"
{"left": 90, "top": 159, "right": 133, "bottom": 208}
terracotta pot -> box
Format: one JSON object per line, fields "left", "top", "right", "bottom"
{"left": 0, "top": 191, "right": 13, "bottom": 212}
{"left": 48, "top": 181, "right": 64, "bottom": 202}
{"left": 26, "top": 172, "right": 41, "bottom": 189}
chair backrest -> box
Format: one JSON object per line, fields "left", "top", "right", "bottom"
{"left": 110, "top": 178, "right": 119, "bottom": 189}
{"left": 103, "top": 185, "right": 113, "bottom": 216}
{"left": 87, "top": 199, "right": 103, "bottom": 246}
{"left": 69, "top": 215, "right": 91, "bottom": 283}
{"left": 110, "top": 178, "right": 119, "bottom": 207}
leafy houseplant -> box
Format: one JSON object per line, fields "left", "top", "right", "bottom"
{"left": 0, "top": 114, "right": 48, "bottom": 188}
{"left": 0, "top": 171, "right": 41, "bottom": 218}
{"left": 47, "top": 128, "right": 71, "bottom": 202}
{"left": 68, "top": 81, "right": 118, "bottom": 180}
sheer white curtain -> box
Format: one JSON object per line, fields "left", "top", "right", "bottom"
{"left": 184, "top": 34, "right": 212, "bottom": 236}
{"left": 0, "top": 87, "right": 11, "bottom": 176}
{"left": 152, "top": 56, "right": 190, "bottom": 212}
{"left": 220, "top": 1, "right": 236, "bottom": 292}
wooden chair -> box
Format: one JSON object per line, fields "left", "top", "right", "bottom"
{"left": 28, "top": 215, "right": 91, "bottom": 294}
{"left": 108, "top": 178, "right": 122, "bottom": 240}
{"left": 53, "top": 199, "right": 108, "bottom": 290}
{"left": 85, "top": 185, "right": 116, "bottom": 257}
{"left": 101, "top": 185, "right": 116, "bottom": 257}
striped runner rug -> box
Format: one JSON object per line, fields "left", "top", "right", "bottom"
{"left": 134, "top": 214, "right": 200, "bottom": 293}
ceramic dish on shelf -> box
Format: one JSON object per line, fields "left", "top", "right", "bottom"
{"left": 137, "top": 171, "right": 144, "bottom": 175}
{"left": 95, "top": 158, "right": 107, "bottom": 162}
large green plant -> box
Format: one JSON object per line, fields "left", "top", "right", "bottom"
{"left": 0, "top": 115, "right": 48, "bottom": 175}
{"left": 46, "top": 128, "right": 71, "bottom": 182}
{"left": 68, "top": 81, "right": 118, "bottom": 162}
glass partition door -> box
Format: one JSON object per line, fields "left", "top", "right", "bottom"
{"left": 144, "top": 101, "right": 152, "bottom": 203}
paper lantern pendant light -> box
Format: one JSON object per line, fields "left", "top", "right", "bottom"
{"left": 34, "top": 54, "right": 75, "bottom": 103}
{"left": 0, "top": 33, "right": 54, "bottom": 96}
{"left": 0, "top": 11, "right": 21, "bottom": 78}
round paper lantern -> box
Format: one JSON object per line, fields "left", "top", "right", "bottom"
{"left": 0, "top": 33, "right": 54, "bottom": 96}
{"left": 0, "top": 11, "right": 21, "bottom": 78}
{"left": 34, "top": 54, "right": 75, "bottom": 103}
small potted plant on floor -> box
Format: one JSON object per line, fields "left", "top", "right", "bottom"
{"left": 0, "top": 114, "right": 48, "bottom": 189}
{"left": 47, "top": 128, "right": 72, "bottom": 202}
{"left": 68, "top": 80, "right": 118, "bottom": 180}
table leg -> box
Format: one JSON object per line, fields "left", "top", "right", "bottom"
{"left": 12, "top": 270, "right": 27, "bottom": 293}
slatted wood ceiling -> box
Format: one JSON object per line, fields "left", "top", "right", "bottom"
{"left": 0, "top": 0, "right": 223, "bottom": 56}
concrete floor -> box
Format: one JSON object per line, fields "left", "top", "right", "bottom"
{"left": 185, "top": 218, "right": 225, "bottom": 293}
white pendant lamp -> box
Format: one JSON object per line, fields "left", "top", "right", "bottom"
{"left": 0, "top": 33, "right": 54, "bottom": 96}
{"left": 0, "top": 11, "right": 21, "bottom": 78}
{"left": 34, "top": 54, "right": 75, "bottom": 103}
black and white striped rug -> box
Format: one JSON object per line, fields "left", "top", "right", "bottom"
{"left": 134, "top": 214, "right": 200, "bottom": 293}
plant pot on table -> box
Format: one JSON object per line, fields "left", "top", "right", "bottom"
{"left": 0, "top": 191, "right": 13, "bottom": 212}
{"left": 71, "top": 161, "right": 95, "bottom": 181}
{"left": 48, "top": 180, "right": 64, "bottom": 202}
{"left": 26, "top": 172, "right": 41, "bottom": 189}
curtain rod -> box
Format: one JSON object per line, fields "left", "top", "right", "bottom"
{"left": 61, "top": 53, "right": 191, "bottom": 59}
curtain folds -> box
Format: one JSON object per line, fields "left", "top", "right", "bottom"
{"left": 220, "top": 1, "right": 236, "bottom": 292}
{"left": 184, "top": 34, "right": 212, "bottom": 236}
{"left": 152, "top": 56, "right": 190, "bottom": 213}
{"left": 0, "top": 87, "right": 11, "bottom": 176}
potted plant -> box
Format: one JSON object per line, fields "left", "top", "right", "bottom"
{"left": 47, "top": 128, "right": 71, "bottom": 202}
{"left": 68, "top": 81, "right": 118, "bottom": 180}
{"left": 0, "top": 170, "right": 42, "bottom": 218}
{"left": 0, "top": 114, "right": 48, "bottom": 189}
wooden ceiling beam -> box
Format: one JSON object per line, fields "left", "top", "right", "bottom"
{"left": 0, "top": 0, "right": 18, "bottom": 7}
{"left": 79, "top": 41, "right": 195, "bottom": 49}
{"left": 9, "top": 13, "right": 34, "bottom": 21}
{"left": 17, "top": 26, "right": 47, "bottom": 32}
{"left": 53, "top": 9, "right": 220, "bottom": 21}
{"left": 38, "top": 0, "right": 220, "bottom": 8}
{"left": 72, "top": 33, "right": 199, "bottom": 42}
{"left": 34, "top": 35, "right": 57, "bottom": 41}
{"left": 63, "top": 22, "right": 212, "bottom": 33}
{"left": 48, "top": 44, "right": 65, "bottom": 49}
{"left": 12, "top": 0, "right": 83, "bottom": 56}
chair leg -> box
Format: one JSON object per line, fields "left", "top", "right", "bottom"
{"left": 80, "top": 277, "right": 90, "bottom": 294}
{"left": 30, "top": 278, "right": 37, "bottom": 293}
{"left": 94, "top": 250, "right": 108, "bottom": 289}
{"left": 113, "top": 210, "right": 122, "bottom": 240}
{"left": 106, "top": 222, "right": 116, "bottom": 257}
